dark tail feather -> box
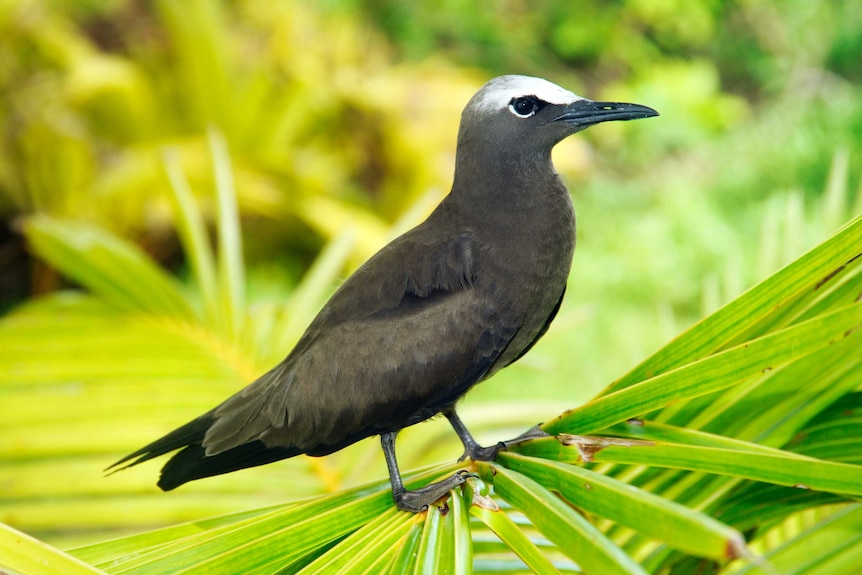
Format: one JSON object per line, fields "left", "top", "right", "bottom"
{"left": 106, "top": 412, "right": 303, "bottom": 491}
{"left": 105, "top": 413, "right": 215, "bottom": 474}
{"left": 157, "top": 442, "right": 303, "bottom": 491}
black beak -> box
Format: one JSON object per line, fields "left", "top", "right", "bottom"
{"left": 552, "top": 99, "right": 659, "bottom": 127}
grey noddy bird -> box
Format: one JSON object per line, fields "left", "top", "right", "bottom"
{"left": 108, "top": 76, "right": 658, "bottom": 513}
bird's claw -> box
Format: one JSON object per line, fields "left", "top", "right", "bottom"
{"left": 455, "top": 469, "right": 479, "bottom": 480}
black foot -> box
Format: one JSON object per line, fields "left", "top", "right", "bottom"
{"left": 461, "top": 425, "right": 550, "bottom": 462}
{"left": 392, "top": 470, "right": 475, "bottom": 513}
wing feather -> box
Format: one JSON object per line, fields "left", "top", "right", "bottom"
{"left": 111, "top": 222, "right": 527, "bottom": 486}
{"left": 201, "top": 230, "right": 519, "bottom": 456}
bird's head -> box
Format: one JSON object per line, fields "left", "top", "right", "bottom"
{"left": 456, "top": 75, "right": 658, "bottom": 170}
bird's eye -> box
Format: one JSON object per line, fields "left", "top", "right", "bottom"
{"left": 508, "top": 96, "right": 544, "bottom": 118}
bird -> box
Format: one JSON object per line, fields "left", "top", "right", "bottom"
{"left": 107, "top": 75, "right": 658, "bottom": 513}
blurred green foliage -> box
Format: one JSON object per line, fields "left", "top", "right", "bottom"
{"left": 1, "top": 0, "right": 862, "bottom": 555}
{"left": 1, "top": 0, "right": 860, "bottom": 369}
{"left": 0, "top": 0, "right": 481, "bottom": 298}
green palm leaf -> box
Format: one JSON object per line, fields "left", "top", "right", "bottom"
{"left": 4, "top": 144, "right": 862, "bottom": 574}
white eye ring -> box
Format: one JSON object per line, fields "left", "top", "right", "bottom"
{"left": 508, "top": 96, "right": 542, "bottom": 118}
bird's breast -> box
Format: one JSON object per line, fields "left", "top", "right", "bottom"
{"left": 471, "top": 190, "right": 575, "bottom": 366}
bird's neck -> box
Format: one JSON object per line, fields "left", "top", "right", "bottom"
{"left": 450, "top": 147, "right": 571, "bottom": 214}
{"left": 442, "top": 152, "right": 576, "bottom": 287}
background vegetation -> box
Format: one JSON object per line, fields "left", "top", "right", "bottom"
{"left": 1, "top": 0, "right": 861, "bottom": 573}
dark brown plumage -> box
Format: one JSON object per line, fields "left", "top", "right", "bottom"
{"left": 108, "top": 75, "right": 658, "bottom": 512}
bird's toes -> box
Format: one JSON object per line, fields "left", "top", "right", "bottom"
{"left": 510, "top": 425, "right": 551, "bottom": 443}
{"left": 463, "top": 442, "right": 505, "bottom": 462}
{"left": 462, "top": 427, "right": 551, "bottom": 462}
{"left": 393, "top": 491, "right": 431, "bottom": 513}
{"left": 392, "top": 471, "right": 475, "bottom": 513}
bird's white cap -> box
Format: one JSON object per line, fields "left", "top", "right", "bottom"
{"left": 470, "top": 75, "right": 582, "bottom": 115}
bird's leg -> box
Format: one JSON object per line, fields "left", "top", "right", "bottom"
{"left": 445, "top": 409, "right": 500, "bottom": 461}
{"left": 445, "top": 409, "right": 551, "bottom": 462}
{"left": 380, "top": 431, "right": 471, "bottom": 513}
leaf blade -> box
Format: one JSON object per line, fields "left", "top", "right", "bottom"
{"left": 606, "top": 213, "right": 862, "bottom": 393}
{"left": 469, "top": 503, "right": 562, "bottom": 575}
{"left": 544, "top": 303, "right": 862, "bottom": 435}
{"left": 0, "top": 523, "right": 106, "bottom": 575}
{"left": 499, "top": 452, "right": 746, "bottom": 560}
{"left": 492, "top": 465, "right": 647, "bottom": 575}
